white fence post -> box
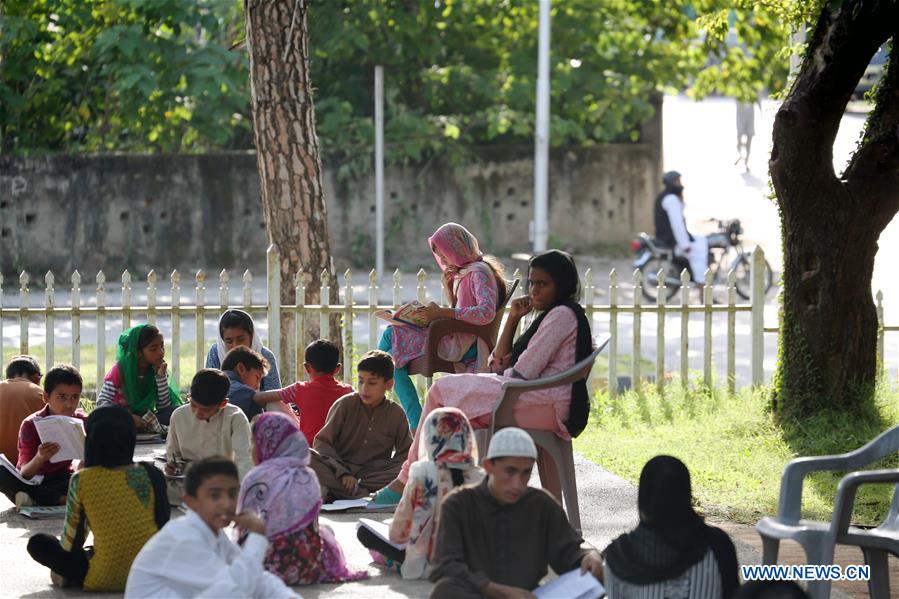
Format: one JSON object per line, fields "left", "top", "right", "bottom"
{"left": 242, "top": 270, "right": 253, "bottom": 309}
{"left": 703, "top": 268, "right": 713, "bottom": 387}
{"left": 19, "top": 271, "right": 29, "bottom": 354}
{"left": 0, "top": 274, "right": 4, "bottom": 361}
{"left": 368, "top": 270, "right": 378, "bottom": 352}
{"left": 171, "top": 270, "right": 181, "bottom": 385}
{"left": 416, "top": 268, "right": 428, "bottom": 396}
{"left": 122, "top": 270, "right": 132, "bottom": 331}
{"left": 71, "top": 271, "right": 81, "bottom": 369}
{"left": 96, "top": 271, "right": 106, "bottom": 395}
{"left": 147, "top": 270, "right": 157, "bottom": 326}
{"left": 344, "top": 269, "right": 354, "bottom": 383}
{"left": 680, "top": 269, "right": 690, "bottom": 385}
{"left": 266, "top": 245, "right": 281, "bottom": 370}
{"left": 393, "top": 269, "right": 402, "bottom": 308}
{"left": 219, "top": 269, "right": 229, "bottom": 312}
{"left": 750, "top": 246, "right": 766, "bottom": 386}
{"left": 45, "top": 272, "right": 55, "bottom": 367}
{"left": 320, "top": 269, "right": 330, "bottom": 346}
{"left": 608, "top": 269, "right": 618, "bottom": 398}
{"left": 295, "top": 271, "right": 306, "bottom": 379}
{"left": 632, "top": 269, "right": 642, "bottom": 391}
{"left": 727, "top": 269, "right": 737, "bottom": 394}
{"left": 584, "top": 267, "right": 595, "bottom": 392}
{"left": 656, "top": 269, "right": 666, "bottom": 394}
{"left": 195, "top": 270, "right": 206, "bottom": 373}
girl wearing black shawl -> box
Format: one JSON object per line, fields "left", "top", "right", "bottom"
{"left": 374, "top": 249, "right": 593, "bottom": 504}
{"left": 604, "top": 456, "right": 739, "bottom": 598}
{"left": 27, "top": 406, "right": 169, "bottom": 590}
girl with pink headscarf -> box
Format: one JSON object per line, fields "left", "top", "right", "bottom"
{"left": 236, "top": 412, "right": 368, "bottom": 586}
{"left": 377, "top": 223, "right": 506, "bottom": 433}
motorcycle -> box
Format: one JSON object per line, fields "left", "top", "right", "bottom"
{"left": 630, "top": 219, "right": 774, "bottom": 302}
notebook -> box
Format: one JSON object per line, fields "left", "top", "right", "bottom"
{"left": 356, "top": 518, "right": 406, "bottom": 550}
{"left": 533, "top": 568, "right": 604, "bottom": 599}
{"left": 33, "top": 415, "right": 85, "bottom": 462}
{"left": 18, "top": 505, "right": 67, "bottom": 519}
{"left": 0, "top": 453, "right": 43, "bottom": 485}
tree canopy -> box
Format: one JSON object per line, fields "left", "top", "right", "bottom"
{"left": 2, "top": 0, "right": 789, "bottom": 167}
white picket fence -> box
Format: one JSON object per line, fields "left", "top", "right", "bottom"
{"left": 1, "top": 245, "right": 896, "bottom": 394}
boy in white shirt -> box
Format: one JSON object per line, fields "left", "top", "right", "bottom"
{"left": 125, "top": 456, "right": 298, "bottom": 598}
{"left": 165, "top": 369, "right": 252, "bottom": 503}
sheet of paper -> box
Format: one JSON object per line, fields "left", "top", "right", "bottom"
{"left": 18, "top": 505, "right": 67, "bottom": 519}
{"left": 0, "top": 453, "right": 43, "bottom": 485}
{"left": 321, "top": 498, "right": 371, "bottom": 511}
{"left": 533, "top": 568, "right": 604, "bottom": 599}
{"left": 356, "top": 517, "right": 407, "bottom": 550}
{"left": 33, "top": 415, "right": 85, "bottom": 462}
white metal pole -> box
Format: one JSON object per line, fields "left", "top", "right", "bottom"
{"left": 532, "top": 0, "right": 551, "bottom": 253}
{"left": 374, "top": 65, "right": 385, "bottom": 276}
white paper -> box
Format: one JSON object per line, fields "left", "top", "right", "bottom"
{"left": 356, "top": 517, "right": 407, "bottom": 550}
{"left": 33, "top": 415, "right": 85, "bottom": 462}
{"left": 0, "top": 453, "right": 43, "bottom": 485}
{"left": 533, "top": 568, "right": 604, "bottom": 599}
{"left": 321, "top": 498, "right": 371, "bottom": 511}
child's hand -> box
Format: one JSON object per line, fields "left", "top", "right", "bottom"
{"left": 340, "top": 473, "right": 359, "bottom": 495}
{"left": 420, "top": 301, "right": 445, "bottom": 323}
{"left": 508, "top": 297, "right": 533, "bottom": 320}
{"left": 133, "top": 415, "right": 148, "bottom": 430}
{"left": 36, "top": 442, "right": 60, "bottom": 462}
{"left": 233, "top": 511, "right": 267, "bottom": 536}
{"left": 156, "top": 360, "right": 168, "bottom": 377}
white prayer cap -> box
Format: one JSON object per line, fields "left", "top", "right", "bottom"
{"left": 486, "top": 427, "right": 537, "bottom": 460}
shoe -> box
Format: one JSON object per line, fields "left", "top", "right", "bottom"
{"left": 371, "top": 486, "right": 402, "bottom": 506}
{"left": 14, "top": 492, "right": 34, "bottom": 509}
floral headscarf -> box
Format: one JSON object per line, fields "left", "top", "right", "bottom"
{"left": 418, "top": 407, "right": 478, "bottom": 469}
{"left": 238, "top": 412, "right": 320, "bottom": 539}
{"left": 428, "top": 223, "right": 483, "bottom": 272}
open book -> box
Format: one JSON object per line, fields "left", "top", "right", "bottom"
{"left": 533, "top": 568, "right": 604, "bottom": 599}
{"left": 0, "top": 453, "right": 43, "bottom": 485}
{"left": 356, "top": 517, "right": 407, "bottom": 550}
{"left": 374, "top": 300, "right": 429, "bottom": 329}
{"left": 33, "top": 415, "right": 85, "bottom": 462}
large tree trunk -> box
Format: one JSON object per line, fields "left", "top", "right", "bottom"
{"left": 772, "top": 2, "right": 899, "bottom": 415}
{"left": 245, "top": 0, "right": 339, "bottom": 381}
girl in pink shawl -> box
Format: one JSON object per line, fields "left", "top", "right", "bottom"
{"left": 236, "top": 412, "right": 368, "bottom": 585}
{"left": 378, "top": 223, "right": 506, "bottom": 433}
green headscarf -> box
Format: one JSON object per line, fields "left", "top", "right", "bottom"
{"left": 116, "top": 324, "right": 182, "bottom": 414}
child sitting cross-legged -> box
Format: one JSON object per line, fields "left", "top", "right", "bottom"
{"left": 125, "top": 456, "right": 298, "bottom": 598}
{"left": 165, "top": 369, "right": 252, "bottom": 504}
{"left": 220, "top": 346, "right": 297, "bottom": 422}
{"left": 0, "top": 365, "right": 87, "bottom": 508}
{"left": 252, "top": 339, "right": 353, "bottom": 445}
{"left": 27, "top": 405, "right": 169, "bottom": 591}
{"left": 236, "top": 412, "right": 367, "bottom": 585}
{"left": 309, "top": 350, "right": 412, "bottom": 502}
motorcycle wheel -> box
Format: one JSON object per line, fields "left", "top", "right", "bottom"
{"left": 733, "top": 254, "right": 774, "bottom": 300}
{"left": 639, "top": 257, "right": 681, "bottom": 302}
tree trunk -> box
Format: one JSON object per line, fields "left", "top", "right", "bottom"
{"left": 244, "top": 0, "right": 340, "bottom": 381}
{"left": 772, "top": 2, "right": 899, "bottom": 415}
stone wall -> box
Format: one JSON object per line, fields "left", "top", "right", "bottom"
{"left": 0, "top": 143, "right": 659, "bottom": 278}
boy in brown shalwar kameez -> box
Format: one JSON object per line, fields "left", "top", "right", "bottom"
{"left": 309, "top": 350, "right": 412, "bottom": 502}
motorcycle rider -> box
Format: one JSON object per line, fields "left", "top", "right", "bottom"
{"left": 654, "top": 171, "right": 708, "bottom": 284}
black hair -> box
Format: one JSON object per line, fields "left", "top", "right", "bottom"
{"left": 357, "top": 349, "right": 394, "bottom": 381}
{"left": 219, "top": 309, "right": 254, "bottom": 339}
{"left": 184, "top": 456, "right": 239, "bottom": 497}
{"left": 305, "top": 339, "right": 340, "bottom": 373}
{"left": 44, "top": 364, "right": 83, "bottom": 395}
{"left": 221, "top": 346, "right": 270, "bottom": 375}
{"left": 528, "top": 249, "right": 582, "bottom": 304}
{"left": 138, "top": 325, "right": 163, "bottom": 351}
{"left": 189, "top": 368, "right": 231, "bottom": 407}
{"left": 6, "top": 355, "right": 41, "bottom": 379}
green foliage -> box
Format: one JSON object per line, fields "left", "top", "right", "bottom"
{"left": 0, "top": 0, "right": 250, "bottom": 153}
{"left": 580, "top": 382, "right": 899, "bottom": 524}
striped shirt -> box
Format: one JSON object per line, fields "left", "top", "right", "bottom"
{"left": 604, "top": 550, "right": 724, "bottom": 599}
{"left": 96, "top": 370, "right": 172, "bottom": 413}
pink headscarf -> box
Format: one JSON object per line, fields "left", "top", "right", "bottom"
{"left": 238, "top": 412, "right": 321, "bottom": 539}
{"left": 428, "top": 223, "right": 483, "bottom": 272}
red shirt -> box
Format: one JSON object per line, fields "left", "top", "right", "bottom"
{"left": 17, "top": 404, "right": 88, "bottom": 477}
{"left": 279, "top": 375, "right": 353, "bottom": 445}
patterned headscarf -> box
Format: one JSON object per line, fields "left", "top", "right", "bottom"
{"left": 238, "top": 412, "right": 321, "bottom": 539}
{"left": 428, "top": 223, "right": 483, "bottom": 272}
{"left": 418, "top": 407, "right": 478, "bottom": 469}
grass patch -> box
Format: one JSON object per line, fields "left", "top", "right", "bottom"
{"left": 575, "top": 380, "right": 899, "bottom": 526}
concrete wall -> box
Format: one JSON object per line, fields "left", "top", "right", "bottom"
{"left": 0, "top": 143, "right": 659, "bottom": 278}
